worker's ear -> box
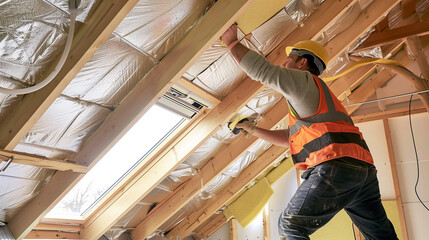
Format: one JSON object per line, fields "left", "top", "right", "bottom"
{"left": 298, "top": 57, "right": 308, "bottom": 69}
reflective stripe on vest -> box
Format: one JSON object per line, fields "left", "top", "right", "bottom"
{"left": 288, "top": 75, "right": 373, "bottom": 169}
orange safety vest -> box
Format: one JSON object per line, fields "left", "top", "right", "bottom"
{"left": 288, "top": 75, "right": 374, "bottom": 170}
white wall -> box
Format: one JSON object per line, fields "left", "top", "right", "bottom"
{"left": 206, "top": 222, "right": 231, "bottom": 240}
{"left": 387, "top": 113, "right": 429, "bottom": 239}
{"left": 357, "top": 113, "right": 429, "bottom": 240}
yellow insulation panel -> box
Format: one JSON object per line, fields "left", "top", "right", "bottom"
{"left": 237, "top": 0, "right": 292, "bottom": 34}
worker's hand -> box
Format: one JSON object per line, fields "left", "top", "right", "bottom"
{"left": 236, "top": 120, "right": 256, "bottom": 135}
{"left": 221, "top": 24, "right": 238, "bottom": 47}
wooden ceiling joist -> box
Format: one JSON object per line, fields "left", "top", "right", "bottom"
{"left": 401, "top": 0, "right": 417, "bottom": 18}
{"left": 6, "top": 1, "right": 141, "bottom": 238}
{"left": 0, "top": 149, "right": 88, "bottom": 173}
{"left": 354, "top": 20, "right": 429, "bottom": 52}
{"left": 351, "top": 104, "right": 427, "bottom": 123}
{"left": 25, "top": 230, "right": 82, "bottom": 240}
{"left": 166, "top": 145, "right": 289, "bottom": 239}
{"left": 131, "top": 100, "right": 289, "bottom": 239}
{"left": 324, "top": 0, "right": 401, "bottom": 63}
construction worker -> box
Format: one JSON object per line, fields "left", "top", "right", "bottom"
{"left": 221, "top": 24, "right": 398, "bottom": 240}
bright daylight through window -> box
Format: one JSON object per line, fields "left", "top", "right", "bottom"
{"left": 46, "top": 104, "right": 184, "bottom": 219}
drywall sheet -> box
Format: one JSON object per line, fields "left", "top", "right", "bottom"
{"left": 356, "top": 120, "right": 395, "bottom": 200}
{"left": 236, "top": 211, "right": 264, "bottom": 240}
{"left": 236, "top": 0, "right": 292, "bottom": 34}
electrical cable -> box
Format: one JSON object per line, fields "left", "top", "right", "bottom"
{"left": 0, "top": 0, "right": 77, "bottom": 95}
{"left": 408, "top": 94, "right": 429, "bottom": 211}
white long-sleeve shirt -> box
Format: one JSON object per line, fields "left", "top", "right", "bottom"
{"left": 239, "top": 50, "right": 320, "bottom": 118}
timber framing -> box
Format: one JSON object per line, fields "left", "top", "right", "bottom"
{"left": 3, "top": 0, "right": 429, "bottom": 239}
{"left": 0, "top": 149, "right": 88, "bottom": 173}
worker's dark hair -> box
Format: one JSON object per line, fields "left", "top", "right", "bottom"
{"left": 295, "top": 55, "right": 321, "bottom": 76}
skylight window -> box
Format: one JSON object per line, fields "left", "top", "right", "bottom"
{"left": 46, "top": 104, "right": 184, "bottom": 219}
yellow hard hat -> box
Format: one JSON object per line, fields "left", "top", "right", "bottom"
{"left": 285, "top": 40, "right": 328, "bottom": 74}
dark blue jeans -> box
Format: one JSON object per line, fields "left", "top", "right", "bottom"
{"left": 278, "top": 157, "right": 398, "bottom": 240}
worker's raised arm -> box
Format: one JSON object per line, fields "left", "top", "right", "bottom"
{"left": 236, "top": 121, "right": 289, "bottom": 148}
{"left": 221, "top": 24, "right": 249, "bottom": 63}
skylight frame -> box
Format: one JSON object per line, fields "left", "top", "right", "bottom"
{"left": 45, "top": 103, "right": 192, "bottom": 221}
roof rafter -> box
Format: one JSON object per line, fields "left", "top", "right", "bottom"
{"left": 354, "top": 20, "right": 429, "bottom": 52}
{"left": 324, "top": 0, "right": 401, "bottom": 62}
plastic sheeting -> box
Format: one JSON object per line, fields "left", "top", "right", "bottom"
{"left": 286, "top": 0, "right": 323, "bottom": 24}
{"left": 0, "top": 0, "right": 70, "bottom": 86}
{"left": 0, "top": 163, "right": 54, "bottom": 222}
{"left": 20, "top": 96, "right": 111, "bottom": 155}
{"left": 114, "top": 0, "right": 212, "bottom": 61}
{"left": 46, "top": 0, "right": 98, "bottom": 22}
{"left": 62, "top": 35, "right": 157, "bottom": 107}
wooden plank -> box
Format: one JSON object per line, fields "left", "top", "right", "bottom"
{"left": 0, "top": 149, "right": 88, "bottom": 173}
{"left": 355, "top": 21, "right": 429, "bottom": 51}
{"left": 324, "top": 0, "right": 401, "bottom": 62}
{"left": 383, "top": 119, "right": 409, "bottom": 240}
{"left": 25, "top": 230, "right": 82, "bottom": 239}
{"left": 407, "top": 36, "right": 429, "bottom": 85}
{"left": 130, "top": 100, "right": 288, "bottom": 239}
{"left": 194, "top": 214, "right": 228, "bottom": 240}
{"left": 33, "top": 224, "right": 81, "bottom": 232}
{"left": 262, "top": 205, "right": 271, "bottom": 240}
{"left": 0, "top": 0, "right": 140, "bottom": 151}
{"left": 352, "top": 105, "right": 427, "bottom": 123}
{"left": 176, "top": 77, "right": 221, "bottom": 106}
{"left": 230, "top": 218, "right": 238, "bottom": 240}
{"left": 375, "top": 16, "right": 389, "bottom": 32}
{"left": 401, "top": 0, "right": 417, "bottom": 18}
{"left": 166, "top": 146, "right": 288, "bottom": 239}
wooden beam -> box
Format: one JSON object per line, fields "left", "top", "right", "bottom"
{"left": 166, "top": 146, "right": 289, "bottom": 239}
{"left": 176, "top": 77, "right": 221, "bottom": 106}
{"left": 354, "top": 21, "right": 429, "bottom": 51}
{"left": 352, "top": 105, "right": 427, "bottom": 123}
{"left": 0, "top": 149, "right": 88, "bottom": 173}
{"left": 194, "top": 214, "right": 228, "bottom": 240}
{"left": 262, "top": 205, "right": 271, "bottom": 240}
{"left": 407, "top": 36, "right": 429, "bottom": 84}
{"left": 383, "top": 119, "right": 409, "bottom": 240}
{"left": 33, "top": 223, "right": 81, "bottom": 232}
{"left": 6, "top": 1, "right": 141, "bottom": 238}
{"left": 230, "top": 218, "right": 238, "bottom": 240}
{"left": 324, "top": 0, "right": 401, "bottom": 62}
{"left": 131, "top": 100, "right": 288, "bottom": 239}
{"left": 375, "top": 16, "right": 389, "bottom": 32}
{"left": 0, "top": 0, "right": 140, "bottom": 151}
{"left": 401, "top": 0, "right": 417, "bottom": 19}
{"left": 25, "top": 230, "right": 82, "bottom": 239}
